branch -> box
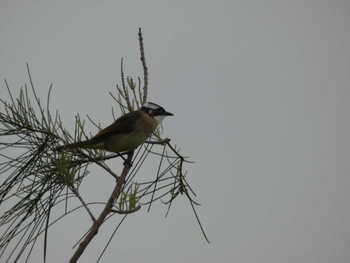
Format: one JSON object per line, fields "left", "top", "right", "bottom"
{"left": 69, "top": 151, "right": 134, "bottom": 263}
{"left": 69, "top": 185, "right": 96, "bottom": 223}
{"left": 138, "top": 28, "right": 148, "bottom": 104}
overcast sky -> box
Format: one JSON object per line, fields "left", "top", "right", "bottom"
{"left": 1, "top": 1, "right": 350, "bottom": 263}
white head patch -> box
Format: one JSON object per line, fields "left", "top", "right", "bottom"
{"left": 142, "top": 101, "right": 160, "bottom": 110}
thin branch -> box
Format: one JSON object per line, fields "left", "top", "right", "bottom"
{"left": 69, "top": 185, "right": 96, "bottom": 223}
{"left": 120, "top": 58, "right": 132, "bottom": 111}
{"left": 138, "top": 28, "right": 148, "bottom": 103}
{"left": 68, "top": 151, "right": 134, "bottom": 263}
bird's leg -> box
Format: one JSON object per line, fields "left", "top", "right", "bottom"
{"left": 118, "top": 151, "right": 134, "bottom": 166}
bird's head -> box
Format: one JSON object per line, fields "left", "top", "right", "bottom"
{"left": 141, "top": 102, "right": 173, "bottom": 124}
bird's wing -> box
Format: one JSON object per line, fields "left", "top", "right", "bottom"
{"left": 91, "top": 111, "right": 142, "bottom": 142}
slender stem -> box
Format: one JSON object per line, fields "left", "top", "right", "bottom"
{"left": 69, "top": 185, "right": 96, "bottom": 223}
{"left": 69, "top": 151, "right": 134, "bottom": 263}
{"left": 138, "top": 28, "right": 148, "bottom": 104}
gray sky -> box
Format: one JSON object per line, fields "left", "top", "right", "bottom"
{"left": 1, "top": 1, "right": 350, "bottom": 262}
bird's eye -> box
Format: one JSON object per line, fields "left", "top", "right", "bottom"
{"left": 157, "top": 108, "right": 165, "bottom": 115}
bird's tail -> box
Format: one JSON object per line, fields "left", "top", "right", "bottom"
{"left": 55, "top": 140, "right": 93, "bottom": 151}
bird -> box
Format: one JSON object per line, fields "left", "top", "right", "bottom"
{"left": 55, "top": 102, "right": 173, "bottom": 153}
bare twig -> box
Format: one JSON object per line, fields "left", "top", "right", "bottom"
{"left": 120, "top": 58, "right": 132, "bottom": 111}
{"left": 69, "top": 185, "right": 96, "bottom": 223}
{"left": 145, "top": 138, "right": 171, "bottom": 145}
{"left": 138, "top": 28, "right": 148, "bottom": 104}
{"left": 69, "top": 151, "right": 134, "bottom": 263}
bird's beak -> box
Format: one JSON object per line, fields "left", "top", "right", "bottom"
{"left": 164, "top": 111, "right": 174, "bottom": 116}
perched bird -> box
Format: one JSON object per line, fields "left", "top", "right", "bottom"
{"left": 56, "top": 102, "right": 173, "bottom": 153}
